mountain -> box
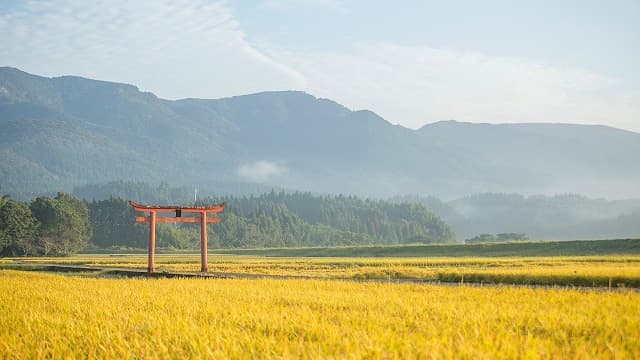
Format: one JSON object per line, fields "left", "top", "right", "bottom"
{"left": 418, "top": 121, "right": 640, "bottom": 197}
{"left": 1, "top": 66, "right": 640, "bottom": 200}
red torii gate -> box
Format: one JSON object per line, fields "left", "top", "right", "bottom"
{"left": 129, "top": 200, "right": 225, "bottom": 274}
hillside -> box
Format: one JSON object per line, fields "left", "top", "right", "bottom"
{"left": 418, "top": 121, "right": 640, "bottom": 197}
{"left": 2, "top": 67, "right": 640, "bottom": 199}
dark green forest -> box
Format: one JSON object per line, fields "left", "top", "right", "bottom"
{"left": 4, "top": 180, "right": 638, "bottom": 257}
{"left": 0, "top": 193, "right": 91, "bottom": 256}
{"left": 88, "top": 190, "right": 455, "bottom": 250}
{"left": 77, "top": 181, "right": 640, "bottom": 245}
{"left": 0, "top": 183, "right": 455, "bottom": 255}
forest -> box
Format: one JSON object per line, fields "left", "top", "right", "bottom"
{"left": 88, "top": 191, "right": 455, "bottom": 250}
{"left": 0, "top": 193, "right": 91, "bottom": 256}
{"left": 78, "top": 181, "right": 640, "bottom": 241}
{"left": 0, "top": 183, "right": 455, "bottom": 255}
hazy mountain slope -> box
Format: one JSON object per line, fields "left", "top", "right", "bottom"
{"left": 170, "top": 94, "right": 467, "bottom": 195}
{"left": 418, "top": 121, "right": 640, "bottom": 197}
{"left": 1, "top": 67, "right": 639, "bottom": 200}
{"left": 445, "top": 193, "right": 640, "bottom": 240}
{"left": 0, "top": 118, "right": 160, "bottom": 197}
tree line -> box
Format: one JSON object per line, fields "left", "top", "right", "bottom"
{"left": 464, "top": 233, "right": 529, "bottom": 244}
{"left": 0, "top": 193, "right": 91, "bottom": 256}
{"left": 1, "top": 186, "right": 455, "bottom": 256}
{"left": 89, "top": 191, "right": 455, "bottom": 250}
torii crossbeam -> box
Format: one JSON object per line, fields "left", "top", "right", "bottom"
{"left": 129, "top": 200, "right": 225, "bottom": 274}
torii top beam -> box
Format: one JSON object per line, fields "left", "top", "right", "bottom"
{"left": 129, "top": 200, "right": 225, "bottom": 213}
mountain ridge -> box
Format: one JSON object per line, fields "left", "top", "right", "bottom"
{"left": 420, "top": 119, "right": 638, "bottom": 134}
{"left": 1, "top": 67, "right": 639, "bottom": 200}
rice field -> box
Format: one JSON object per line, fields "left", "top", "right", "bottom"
{"left": 10, "top": 254, "right": 640, "bottom": 287}
{"left": 1, "top": 269, "right": 639, "bottom": 359}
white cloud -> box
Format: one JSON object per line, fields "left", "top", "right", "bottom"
{"left": 263, "top": 0, "right": 346, "bottom": 12}
{"left": 0, "top": 0, "right": 305, "bottom": 99}
{"left": 237, "top": 160, "right": 287, "bottom": 183}
{"left": 269, "top": 42, "right": 640, "bottom": 132}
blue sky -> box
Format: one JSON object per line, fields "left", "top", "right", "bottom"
{"left": 1, "top": 0, "right": 638, "bottom": 131}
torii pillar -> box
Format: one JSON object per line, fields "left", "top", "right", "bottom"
{"left": 129, "top": 201, "right": 225, "bottom": 274}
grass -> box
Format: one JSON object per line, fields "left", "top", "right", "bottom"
{"left": 1, "top": 270, "right": 638, "bottom": 358}
{"left": 8, "top": 254, "right": 640, "bottom": 288}
{"left": 208, "top": 238, "right": 640, "bottom": 257}
{"left": 5, "top": 239, "right": 640, "bottom": 287}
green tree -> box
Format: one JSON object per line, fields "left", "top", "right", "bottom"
{"left": 0, "top": 194, "right": 9, "bottom": 208}
{"left": 0, "top": 199, "right": 39, "bottom": 256}
{"left": 88, "top": 198, "right": 146, "bottom": 248}
{"left": 465, "top": 234, "right": 496, "bottom": 243}
{"left": 0, "top": 197, "right": 8, "bottom": 252}
{"left": 79, "top": 183, "right": 457, "bottom": 249}
{"left": 496, "top": 233, "right": 528, "bottom": 241}
{"left": 30, "top": 193, "right": 92, "bottom": 256}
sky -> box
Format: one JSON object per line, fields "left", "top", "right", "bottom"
{"left": 1, "top": 0, "right": 639, "bottom": 132}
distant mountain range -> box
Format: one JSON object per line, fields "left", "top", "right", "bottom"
{"left": 1, "top": 66, "right": 639, "bottom": 200}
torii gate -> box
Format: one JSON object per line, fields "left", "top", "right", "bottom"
{"left": 129, "top": 200, "right": 225, "bottom": 274}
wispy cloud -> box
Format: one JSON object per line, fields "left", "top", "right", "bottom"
{"left": 263, "top": 0, "right": 346, "bottom": 12}
{"left": 0, "top": 0, "right": 304, "bottom": 98}
{"left": 269, "top": 42, "right": 640, "bottom": 131}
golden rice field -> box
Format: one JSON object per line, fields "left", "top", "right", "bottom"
{"left": 12, "top": 254, "right": 640, "bottom": 287}
{"left": 1, "top": 269, "right": 639, "bottom": 359}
